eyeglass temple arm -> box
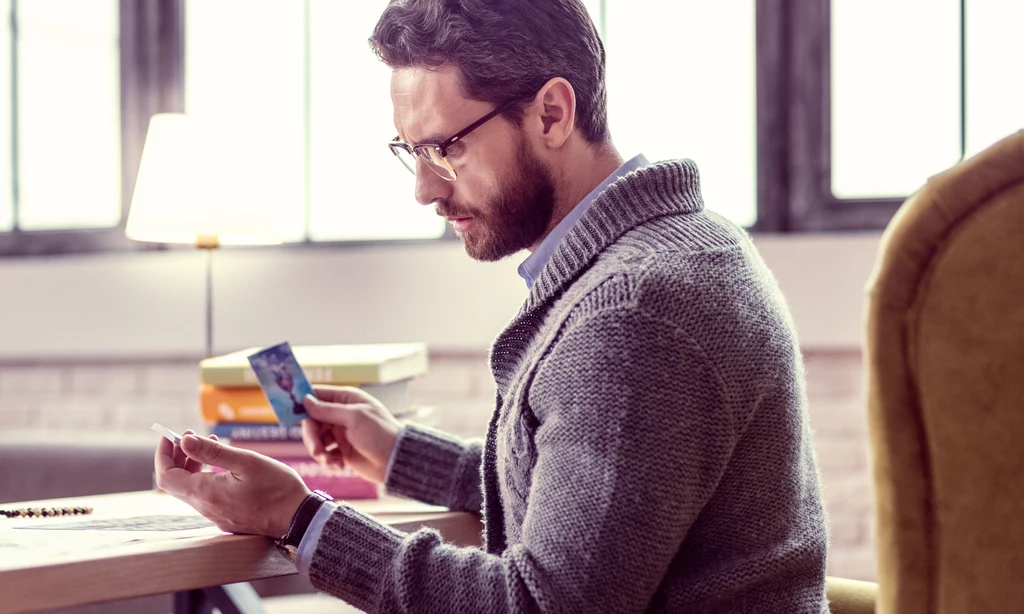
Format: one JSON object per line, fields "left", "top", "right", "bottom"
{"left": 440, "top": 97, "right": 526, "bottom": 152}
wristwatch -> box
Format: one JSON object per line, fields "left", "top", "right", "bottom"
{"left": 275, "top": 489, "right": 334, "bottom": 562}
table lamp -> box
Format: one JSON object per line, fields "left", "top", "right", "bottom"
{"left": 125, "top": 113, "right": 284, "bottom": 357}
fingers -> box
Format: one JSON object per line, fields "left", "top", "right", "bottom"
{"left": 302, "top": 418, "right": 348, "bottom": 470}
{"left": 182, "top": 433, "right": 217, "bottom": 474}
{"left": 173, "top": 429, "right": 198, "bottom": 469}
{"left": 155, "top": 434, "right": 197, "bottom": 497}
{"left": 303, "top": 394, "right": 359, "bottom": 427}
{"left": 181, "top": 434, "right": 251, "bottom": 471}
{"left": 309, "top": 385, "right": 365, "bottom": 405}
{"left": 302, "top": 418, "right": 325, "bottom": 458}
{"left": 156, "top": 465, "right": 198, "bottom": 497}
{"left": 155, "top": 435, "right": 176, "bottom": 474}
{"left": 156, "top": 464, "right": 227, "bottom": 500}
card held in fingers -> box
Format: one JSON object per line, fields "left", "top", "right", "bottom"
{"left": 247, "top": 342, "right": 314, "bottom": 427}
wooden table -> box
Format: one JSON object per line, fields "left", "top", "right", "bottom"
{"left": 0, "top": 490, "right": 483, "bottom": 614}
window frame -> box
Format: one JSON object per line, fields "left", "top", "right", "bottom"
{"left": 760, "top": 0, "right": 968, "bottom": 232}
{"left": 5, "top": 0, "right": 969, "bottom": 256}
{"left": 0, "top": 0, "right": 185, "bottom": 257}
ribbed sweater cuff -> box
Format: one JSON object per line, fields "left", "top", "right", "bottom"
{"left": 307, "top": 503, "right": 404, "bottom": 613}
{"left": 384, "top": 422, "right": 466, "bottom": 507}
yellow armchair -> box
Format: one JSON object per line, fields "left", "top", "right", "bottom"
{"left": 863, "top": 129, "right": 1024, "bottom": 613}
{"left": 827, "top": 576, "right": 878, "bottom": 614}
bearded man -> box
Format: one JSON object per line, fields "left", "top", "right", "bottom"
{"left": 155, "top": 1, "right": 830, "bottom": 612}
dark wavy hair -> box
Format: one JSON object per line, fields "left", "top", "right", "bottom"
{"left": 370, "top": 0, "right": 609, "bottom": 144}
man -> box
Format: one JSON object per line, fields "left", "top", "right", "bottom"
{"left": 155, "top": 0, "right": 830, "bottom": 612}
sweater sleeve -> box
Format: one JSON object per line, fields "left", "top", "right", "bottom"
{"left": 383, "top": 422, "right": 483, "bottom": 513}
{"left": 308, "top": 308, "right": 738, "bottom": 613}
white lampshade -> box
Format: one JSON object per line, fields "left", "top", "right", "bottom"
{"left": 126, "top": 113, "right": 285, "bottom": 246}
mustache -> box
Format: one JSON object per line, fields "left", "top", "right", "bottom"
{"left": 435, "top": 200, "right": 478, "bottom": 219}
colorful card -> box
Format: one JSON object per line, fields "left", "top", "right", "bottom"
{"left": 246, "top": 342, "right": 314, "bottom": 427}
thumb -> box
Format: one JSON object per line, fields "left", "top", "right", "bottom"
{"left": 303, "top": 394, "right": 357, "bottom": 426}
{"left": 310, "top": 385, "right": 365, "bottom": 404}
{"left": 181, "top": 434, "right": 249, "bottom": 470}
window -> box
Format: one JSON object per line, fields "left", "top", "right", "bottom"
{"left": 833, "top": 0, "right": 1024, "bottom": 198}
{"left": 0, "top": 0, "right": 182, "bottom": 255}
{"left": 307, "top": 0, "right": 443, "bottom": 241}
{"left": 604, "top": 0, "right": 757, "bottom": 227}
{"left": 0, "top": 3, "right": 10, "bottom": 232}
{"left": 777, "top": 0, "right": 1024, "bottom": 231}
{"left": 964, "top": 0, "right": 1024, "bottom": 157}
{"left": 5, "top": 0, "right": 758, "bottom": 254}
{"left": 185, "top": 0, "right": 757, "bottom": 239}
{"left": 9, "top": 1, "right": 1016, "bottom": 254}
{"left": 185, "top": 0, "right": 444, "bottom": 244}
{"left": 17, "top": 0, "right": 121, "bottom": 230}
{"left": 0, "top": 0, "right": 120, "bottom": 234}
{"left": 831, "top": 0, "right": 961, "bottom": 199}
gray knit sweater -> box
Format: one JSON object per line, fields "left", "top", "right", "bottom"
{"left": 308, "top": 160, "right": 830, "bottom": 613}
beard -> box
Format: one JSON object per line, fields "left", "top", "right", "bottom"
{"left": 436, "top": 135, "right": 556, "bottom": 262}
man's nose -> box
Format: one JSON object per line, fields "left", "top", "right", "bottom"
{"left": 414, "top": 162, "right": 453, "bottom": 206}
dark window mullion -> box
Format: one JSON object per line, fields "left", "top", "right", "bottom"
{"left": 782, "top": 0, "right": 904, "bottom": 232}
{"left": 753, "top": 0, "right": 790, "bottom": 233}
{"left": 120, "top": 0, "right": 185, "bottom": 230}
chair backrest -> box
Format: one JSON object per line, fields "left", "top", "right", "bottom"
{"left": 864, "top": 130, "right": 1024, "bottom": 613}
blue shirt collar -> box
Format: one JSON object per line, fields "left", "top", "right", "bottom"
{"left": 517, "top": 154, "right": 649, "bottom": 288}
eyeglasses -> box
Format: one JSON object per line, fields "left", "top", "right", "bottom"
{"left": 389, "top": 96, "right": 525, "bottom": 182}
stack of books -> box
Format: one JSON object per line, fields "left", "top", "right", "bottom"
{"left": 199, "top": 343, "right": 429, "bottom": 499}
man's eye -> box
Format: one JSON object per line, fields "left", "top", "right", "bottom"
{"left": 446, "top": 141, "right": 466, "bottom": 158}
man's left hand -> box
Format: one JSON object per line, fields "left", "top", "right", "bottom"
{"left": 154, "top": 431, "right": 311, "bottom": 538}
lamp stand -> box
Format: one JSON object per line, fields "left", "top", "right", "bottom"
{"left": 197, "top": 237, "right": 220, "bottom": 359}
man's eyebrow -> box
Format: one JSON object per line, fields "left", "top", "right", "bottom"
{"left": 410, "top": 133, "right": 450, "bottom": 145}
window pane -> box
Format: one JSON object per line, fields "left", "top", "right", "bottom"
{"left": 185, "top": 0, "right": 306, "bottom": 242}
{"left": 831, "top": 0, "right": 961, "bottom": 199}
{"left": 307, "top": 0, "right": 443, "bottom": 241}
{"left": 966, "top": 0, "right": 1024, "bottom": 157}
{"left": 0, "top": 0, "right": 11, "bottom": 231}
{"left": 17, "top": 0, "right": 120, "bottom": 230}
{"left": 605, "top": 0, "right": 756, "bottom": 227}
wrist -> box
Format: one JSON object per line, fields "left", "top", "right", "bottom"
{"left": 270, "top": 488, "right": 312, "bottom": 538}
{"left": 277, "top": 490, "right": 333, "bottom": 548}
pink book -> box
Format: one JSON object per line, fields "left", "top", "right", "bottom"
{"left": 284, "top": 458, "right": 379, "bottom": 499}
{"left": 231, "top": 440, "right": 310, "bottom": 457}
{"left": 209, "top": 457, "right": 378, "bottom": 499}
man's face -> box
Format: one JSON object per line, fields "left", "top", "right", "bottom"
{"left": 391, "top": 65, "right": 556, "bottom": 261}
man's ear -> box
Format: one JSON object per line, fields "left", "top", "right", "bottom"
{"left": 529, "top": 77, "right": 576, "bottom": 149}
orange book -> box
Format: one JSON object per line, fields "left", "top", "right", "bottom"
{"left": 200, "top": 380, "right": 412, "bottom": 424}
{"left": 199, "top": 385, "right": 343, "bottom": 424}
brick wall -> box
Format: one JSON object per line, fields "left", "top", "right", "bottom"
{"left": 803, "top": 351, "right": 876, "bottom": 581}
{"left": 0, "top": 350, "right": 875, "bottom": 581}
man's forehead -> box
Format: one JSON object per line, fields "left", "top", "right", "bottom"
{"left": 391, "top": 66, "right": 480, "bottom": 142}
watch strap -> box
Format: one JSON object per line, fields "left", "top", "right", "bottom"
{"left": 279, "top": 489, "right": 333, "bottom": 548}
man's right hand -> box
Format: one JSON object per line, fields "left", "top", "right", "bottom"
{"left": 301, "top": 385, "right": 402, "bottom": 484}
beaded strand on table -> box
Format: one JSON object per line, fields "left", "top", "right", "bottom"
{"left": 0, "top": 506, "right": 93, "bottom": 518}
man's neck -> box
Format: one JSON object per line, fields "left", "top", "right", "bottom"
{"left": 532, "top": 146, "right": 625, "bottom": 251}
